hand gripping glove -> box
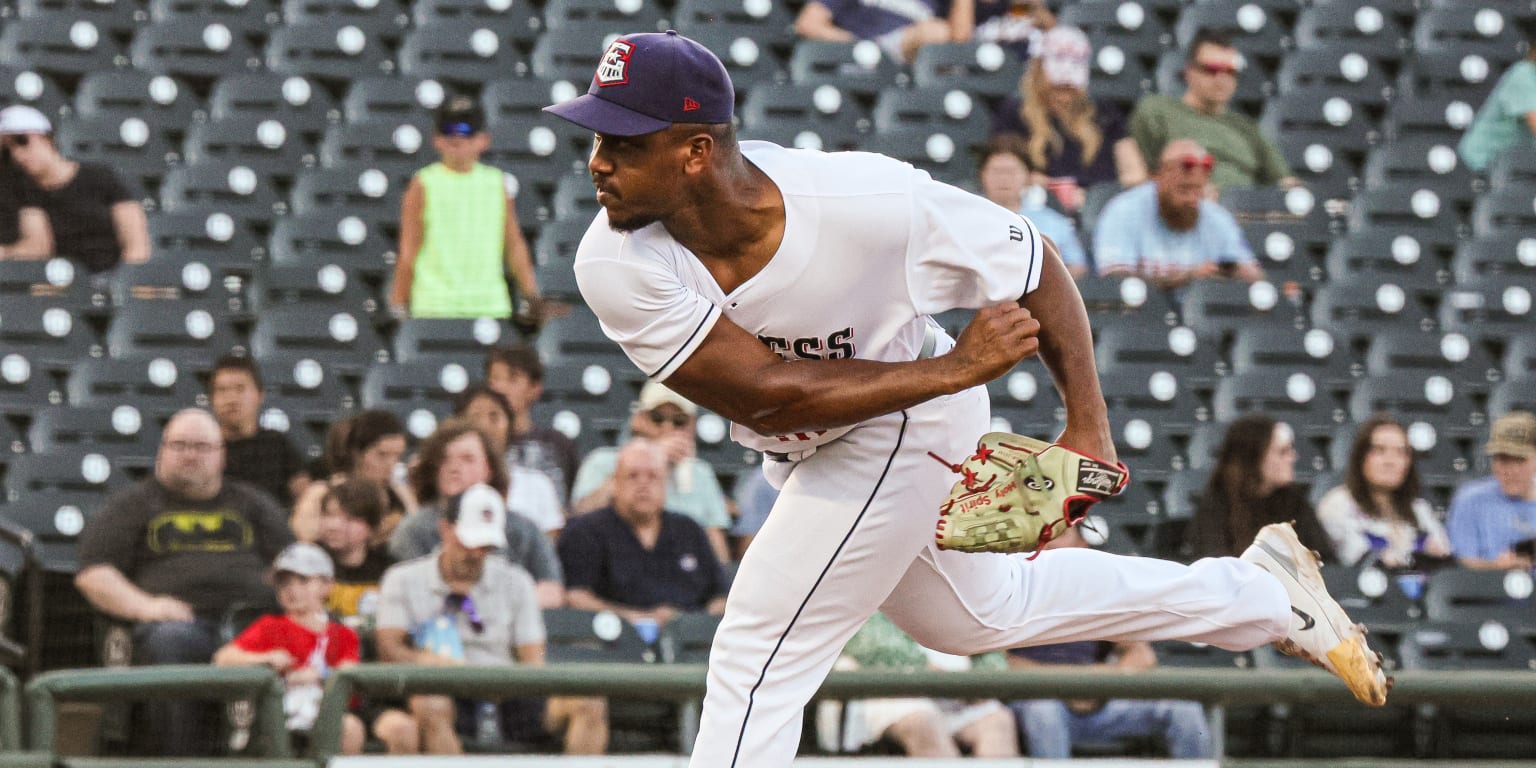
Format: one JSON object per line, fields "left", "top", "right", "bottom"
{"left": 931, "top": 432, "right": 1129, "bottom": 555}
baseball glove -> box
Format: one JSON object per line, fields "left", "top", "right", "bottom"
{"left": 931, "top": 432, "right": 1129, "bottom": 555}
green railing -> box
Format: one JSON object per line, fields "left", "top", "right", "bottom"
{"left": 309, "top": 664, "right": 1536, "bottom": 761}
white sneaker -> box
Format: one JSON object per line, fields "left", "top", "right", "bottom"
{"left": 1241, "top": 522, "right": 1391, "bottom": 706}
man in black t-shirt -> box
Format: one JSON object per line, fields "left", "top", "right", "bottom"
{"left": 0, "top": 104, "right": 149, "bottom": 272}
{"left": 75, "top": 408, "right": 295, "bottom": 756}
{"left": 0, "top": 152, "right": 51, "bottom": 259}
{"left": 209, "top": 354, "right": 311, "bottom": 508}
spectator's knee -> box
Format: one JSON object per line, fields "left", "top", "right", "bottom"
{"left": 569, "top": 696, "right": 606, "bottom": 724}
{"left": 373, "top": 709, "right": 420, "bottom": 752}
{"left": 133, "top": 621, "right": 217, "bottom": 664}
{"left": 409, "top": 695, "right": 456, "bottom": 725}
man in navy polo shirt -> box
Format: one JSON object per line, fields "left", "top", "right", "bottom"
{"left": 558, "top": 439, "right": 728, "bottom": 629}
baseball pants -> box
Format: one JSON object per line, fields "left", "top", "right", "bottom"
{"left": 689, "top": 385, "right": 1291, "bottom": 767}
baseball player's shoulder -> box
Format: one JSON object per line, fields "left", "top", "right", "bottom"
{"left": 572, "top": 212, "right": 679, "bottom": 269}
{"left": 742, "top": 140, "right": 917, "bottom": 199}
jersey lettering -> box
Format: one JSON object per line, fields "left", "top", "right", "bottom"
{"left": 758, "top": 328, "right": 856, "bottom": 362}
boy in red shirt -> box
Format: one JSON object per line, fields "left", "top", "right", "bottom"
{"left": 215, "top": 543, "right": 365, "bottom": 754}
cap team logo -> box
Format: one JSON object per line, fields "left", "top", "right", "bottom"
{"left": 595, "top": 39, "right": 634, "bottom": 87}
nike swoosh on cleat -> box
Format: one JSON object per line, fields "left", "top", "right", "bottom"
{"left": 1292, "top": 606, "right": 1316, "bottom": 631}
{"left": 1256, "top": 540, "right": 1299, "bottom": 575}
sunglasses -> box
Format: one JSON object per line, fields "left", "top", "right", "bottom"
{"left": 648, "top": 411, "right": 692, "bottom": 428}
{"left": 1192, "top": 61, "right": 1241, "bottom": 77}
{"left": 445, "top": 593, "right": 484, "bottom": 634}
{"left": 437, "top": 121, "right": 479, "bottom": 138}
{"left": 1169, "top": 154, "right": 1217, "bottom": 172}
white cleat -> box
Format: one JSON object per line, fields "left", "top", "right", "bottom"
{"left": 1241, "top": 522, "right": 1392, "bottom": 706}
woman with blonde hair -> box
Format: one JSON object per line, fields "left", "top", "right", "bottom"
{"left": 991, "top": 26, "right": 1147, "bottom": 210}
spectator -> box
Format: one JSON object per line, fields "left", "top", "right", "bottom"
{"left": 454, "top": 385, "right": 565, "bottom": 537}
{"left": 977, "top": 139, "right": 1089, "bottom": 276}
{"left": 0, "top": 104, "right": 150, "bottom": 272}
{"left": 1317, "top": 414, "right": 1451, "bottom": 569}
{"left": 794, "top": 0, "right": 974, "bottom": 64}
{"left": 991, "top": 26, "right": 1147, "bottom": 209}
{"left": 209, "top": 354, "right": 310, "bottom": 508}
{"left": 571, "top": 383, "right": 732, "bottom": 563}
{"left": 1447, "top": 411, "right": 1536, "bottom": 571}
{"left": 1127, "top": 29, "right": 1295, "bottom": 189}
{"left": 485, "top": 345, "right": 580, "bottom": 500}
{"left": 74, "top": 408, "right": 295, "bottom": 756}
{"left": 376, "top": 484, "right": 607, "bottom": 755}
{"left": 291, "top": 410, "right": 413, "bottom": 544}
{"left": 1184, "top": 415, "right": 1331, "bottom": 561}
{"left": 819, "top": 611, "right": 1016, "bottom": 757}
{"left": 390, "top": 95, "right": 543, "bottom": 321}
{"left": 1458, "top": 36, "right": 1536, "bottom": 173}
{"left": 730, "top": 467, "right": 778, "bottom": 560}
{"left": 559, "top": 439, "right": 728, "bottom": 630}
{"left": 1008, "top": 527, "right": 1211, "bottom": 759}
{"left": 971, "top": 0, "right": 1054, "bottom": 61}
{"left": 0, "top": 135, "right": 51, "bottom": 260}
{"left": 213, "top": 543, "right": 369, "bottom": 755}
{"left": 317, "top": 478, "right": 397, "bottom": 625}
{"left": 1093, "top": 139, "right": 1263, "bottom": 288}
{"left": 390, "top": 418, "right": 564, "bottom": 608}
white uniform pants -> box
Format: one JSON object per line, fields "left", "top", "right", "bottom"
{"left": 689, "top": 387, "right": 1291, "bottom": 767}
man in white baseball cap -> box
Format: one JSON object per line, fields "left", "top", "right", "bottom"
{"left": 0, "top": 105, "right": 53, "bottom": 261}
{"left": 0, "top": 102, "right": 151, "bottom": 272}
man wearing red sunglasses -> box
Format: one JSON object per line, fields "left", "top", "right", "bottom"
{"left": 1093, "top": 139, "right": 1264, "bottom": 288}
{"left": 1127, "top": 29, "right": 1297, "bottom": 189}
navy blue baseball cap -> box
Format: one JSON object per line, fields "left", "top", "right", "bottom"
{"left": 543, "top": 30, "right": 734, "bottom": 137}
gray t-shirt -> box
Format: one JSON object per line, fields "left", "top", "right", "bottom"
{"left": 388, "top": 499, "right": 563, "bottom": 584}
{"left": 376, "top": 552, "right": 545, "bottom": 666}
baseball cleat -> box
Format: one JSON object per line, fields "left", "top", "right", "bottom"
{"left": 1241, "top": 522, "right": 1392, "bottom": 707}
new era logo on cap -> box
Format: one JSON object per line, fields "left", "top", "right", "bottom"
{"left": 542, "top": 30, "right": 734, "bottom": 137}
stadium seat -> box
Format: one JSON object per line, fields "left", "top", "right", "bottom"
{"left": 789, "top": 40, "right": 901, "bottom": 98}
{"left": 249, "top": 305, "right": 388, "bottom": 375}
{"left": 1310, "top": 276, "right": 1438, "bottom": 349}
{"left": 109, "top": 259, "right": 249, "bottom": 316}
{"left": 0, "top": 258, "right": 99, "bottom": 310}
{"left": 672, "top": 23, "right": 795, "bottom": 92}
{"left": 0, "top": 352, "right": 61, "bottom": 419}
{"left": 254, "top": 353, "right": 354, "bottom": 423}
{"left": 1178, "top": 279, "right": 1305, "bottom": 344}
{"left": 105, "top": 297, "right": 243, "bottom": 368}
{"left": 1155, "top": 50, "right": 1270, "bottom": 116}
{"left": 1503, "top": 335, "right": 1536, "bottom": 380}
{"left": 17, "top": 0, "right": 141, "bottom": 37}
{"left": 1083, "top": 43, "right": 1152, "bottom": 114}
{"left": 1397, "top": 50, "right": 1500, "bottom": 103}
{"left": 1365, "top": 329, "right": 1502, "bottom": 395}
{"left": 1058, "top": 0, "right": 1172, "bottom": 62}
{"left": 543, "top": 0, "right": 665, "bottom": 31}
{"left": 249, "top": 263, "right": 378, "bottom": 316}
{"left": 1362, "top": 139, "right": 1479, "bottom": 214}
{"left": 1259, "top": 88, "right": 1375, "bottom": 162}
{"left": 908, "top": 42, "right": 1022, "bottom": 100}
{"left": 341, "top": 76, "right": 447, "bottom": 127}
{"left": 0, "top": 295, "right": 100, "bottom": 374}
{"left": 1230, "top": 326, "right": 1355, "bottom": 397}
{"left": 1218, "top": 186, "right": 1327, "bottom": 230}
{"left": 1398, "top": 621, "right": 1536, "bottom": 758}
{"left": 359, "top": 360, "right": 472, "bottom": 426}
{"left": 1488, "top": 374, "right": 1536, "bottom": 421}
{"left": 0, "top": 66, "right": 68, "bottom": 121}
{"left": 1292, "top": 1, "right": 1408, "bottom": 61}
{"left": 1382, "top": 93, "right": 1478, "bottom": 143}
{"left": 673, "top": 0, "right": 797, "bottom": 47}
{"left": 1174, "top": 0, "right": 1287, "bottom": 60}
{"left": 1104, "top": 410, "right": 1188, "bottom": 484}
{"left": 1437, "top": 274, "right": 1536, "bottom": 339}
{"left": 1488, "top": 149, "right": 1536, "bottom": 191}
{"left": 1413, "top": 6, "right": 1528, "bottom": 61}
{"left": 0, "top": 491, "right": 107, "bottom": 574}
{"left": 66, "top": 355, "right": 205, "bottom": 417}
{"left": 986, "top": 362, "right": 1067, "bottom": 441}
{"left": 209, "top": 73, "right": 337, "bottom": 136}
{"left": 2, "top": 449, "right": 127, "bottom": 502}
{"left": 871, "top": 86, "right": 990, "bottom": 153}
{"left": 1272, "top": 134, "right": 1357, "bottom": 205}
{"left": 659, "top": 612, "right": 722, "bottom": 664}
{"left": 1347, "top": 187, "right": 1463, "bottom": 243}
{"left": 1238, "top": 214, "right": 1331, "bottom": 285}
{"left": 398, "top": 21, "right": 527, "bottom": 87}
{"left": 146, "top": 0, "right": 277, "bottom": 38}
{"left": 530, "top": 23, "right": 619, "bottom": 83}
{"left": 1347, "top": 373, "right": 1484, "bottom": 440}
{"left": 858, "top": 125, "right": 978, "bottom": 187}
{"left": 75, "top": 71, "right": 200, "bottom": 129}
{"left": 739, "top": 83, "right": 867, "bottom": 152}
{"left": 1323, "top": 228, "right": 1450, "bottom": 296}
{"left": 0, "top": 16, "right": 125, "bottom": 78}
{"left": 319, "top": 117, "right": 433, "bottom": 181}
{"left": 1212, "top": 371, "right": 1345, "bottom": 439}
{"left": 281, "top": 0, "right": 408, "bottom": 43}
{"left": 412, "top": 0, "right": 542, "bottom": 46}
{"left": 289, "top": 164, "right": 399, "bottom": 229}
{"left": 53, "top": 113, "right": 178, "bottom": 190}
{"left": 1424, "top": 568, "right": 1536, "bottom": 629}
{"left": 1096, "top": 366, "right": 1205, "bottom": 438}
{"left": 536, "top": 305, "right": 625, "bottom": 365}
{"left": 146, "top": 208, "right": 266, "bottom": 262}
{"left": 533, "top": 219, "right": 590, "bottom": 271}
{"left": 543, "top": 607, "right": 652, "bottom": 663}
{"left": 265, "top": 22, "right": 394, "bottom": 84}
{"left": 1095, "top": 323, "right": 1222, "bottom": 394}
{"left": 1275, "top": 44, "right": 1392, "bottom": 109}
{"left": 1074, "top": 273, "right": 1176, "bottom": 323}
{"left": 552, "top": 170, "right": 602, "bottom": 224}
{"left": 129, "top": 18, "right": 263, "bottom": 81}
{"left": 482, "top": 78, "right": 593, "bottom": 153}
{"left": 268, "top": 211, "right": 395, "bottom": 281}
{"left": 1160, "top": 466, "right": 1210, "bottom": 528}
{"left": 392, "top": 318, "right": 517, "bottom": 364}
{"left": 1472, "top": 187, "right": 1536, "bottom": 238}
{"left": 160, "top": 160, "right": 286, "bottom": 229}
{"left": 28, "top": 404, "right": 162, "bottom": 471}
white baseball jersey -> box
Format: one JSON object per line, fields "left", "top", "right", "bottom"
{"left": 574, "top": 141, "right": 1045, "bottom": 454}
